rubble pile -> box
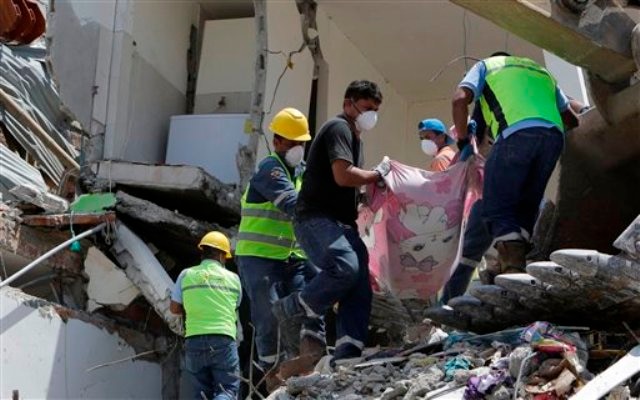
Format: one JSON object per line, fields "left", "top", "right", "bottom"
{"left": 426, "top": 215, "right": 640, "bottom": 333}
{"left": 267, "top": 322, "right": 640, "bottom": 400}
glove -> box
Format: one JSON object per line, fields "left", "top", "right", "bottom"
{"left": 457, "top": 137, "right": 470, "bottom": 152}
{"left": 467, "top": 120, "right": 477, "bottom": 136}
{"left": 373, "top": 156, "right": 391, "bottom": 179}
{"left": 456, "top": 120, "right": 477, "bottom": 152}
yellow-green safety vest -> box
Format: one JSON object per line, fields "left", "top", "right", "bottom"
{"left": 181, "top": 260, "right": 241, "bottom": 339}
{"left": 479, "top": 56, "right": 565, "bottom": 139}
{"left": 235, "top": 154, "right": 305, "bottom": 260}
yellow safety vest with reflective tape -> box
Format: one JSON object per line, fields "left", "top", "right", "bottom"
{"left": 235, "top": 154, "right": 305, "bottom": 260}
{"left": 479, "top": 56, "right": 564, "bottom": 139}
{"left": 181, "top": 260, "right": 240, "bottom": 338}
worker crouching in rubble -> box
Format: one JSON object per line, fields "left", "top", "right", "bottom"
{"left": 235, "top": 107, "right": 326, "bottom": 390}
{"left": 272, "top": 80, "right": 392, "bottom": 362}
{"left": 170, "top": 231, "right": 241, "bottom": 400}
{"left": 452, "top": 52, "right": 579, "bottom": 282}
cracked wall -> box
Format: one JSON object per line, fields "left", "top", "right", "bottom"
{"left": 0, "top": 287, "right": 162, "bottom": 399}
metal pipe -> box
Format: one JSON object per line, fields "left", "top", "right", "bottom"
{"left": 0, "top": 223, "right": 106, "bottom": 289}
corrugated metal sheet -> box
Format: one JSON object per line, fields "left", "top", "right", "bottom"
{"left": 0, "top": 143, "right": 46, "bottom": 201}
{"left": 0, "top": 43, "right": 78, "bottom": 185}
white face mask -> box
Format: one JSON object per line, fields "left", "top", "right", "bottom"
{"left": 284, "top": 145, "right": 305, "bottom": 167}
{"left": 421, "top": 139, "right": 438, "bottom": 156}
{"left": 355, "top": 110, "right": 378, "bottom": 132}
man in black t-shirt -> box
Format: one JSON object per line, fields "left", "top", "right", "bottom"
{"left": 272, "top": 80, "right": 391, "bottom": 362}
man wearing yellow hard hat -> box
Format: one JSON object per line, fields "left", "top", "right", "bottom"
{"left": 170, "top": 231, "right": 241, "bottom": 400}
{"left": 235, "top": 107, "right": 326, "bottom": 389}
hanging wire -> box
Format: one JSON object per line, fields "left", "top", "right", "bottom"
{"left": 257, "top": 41, "right": 307, "bottom": 154}
{"left": 429, "top": 55, "right": 482, "bottom": 83}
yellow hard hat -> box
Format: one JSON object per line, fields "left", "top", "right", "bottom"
{"left": 269, "top": 107, "right": 311, "bottom": 141}
{"left": 198, "top": 231, "right": 232, "bottom": 259}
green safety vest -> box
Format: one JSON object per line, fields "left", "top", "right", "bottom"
{"left": 181, "top": 260, "right": 241, "bottom": 339}
{"left": 235, "top": 154, "right": 305, "bottom": 260}
{"left": 479, "top": 56, "right": 565, "bottom": 139}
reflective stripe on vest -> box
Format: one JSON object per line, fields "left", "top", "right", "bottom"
{"left": 235, "top": 154, "right": 305, "bottom": 260}
{"left": 479, "top": 56, "right": 564, "bottom": 139}
{"left": 181, "top": 260, "right": 240, "bottom": 338}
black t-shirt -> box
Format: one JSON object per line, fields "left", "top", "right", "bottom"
{"left": 296, "top": 114, "right": 364, "bottom": 226}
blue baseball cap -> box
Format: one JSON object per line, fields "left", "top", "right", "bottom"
{"left": 418, "top": 118, "right": 446, "bottom": 134}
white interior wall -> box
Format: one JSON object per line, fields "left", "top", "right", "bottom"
{"left": 256, "top": 0, "right": 315, "bottom": 163}
{"left": 0, "top": 288, "right": 162, "bottom": 399}
{"left": 314, "top": 7, "right": 409, "bottom": 168}
{"left": 197, "top": 19, "right": 255, "bottom": 94}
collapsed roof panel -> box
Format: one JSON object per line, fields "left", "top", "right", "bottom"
{"left": 90, "top": 161, "right": 240, "bottom": 226}
{"left": 0, "top": 44, "right": 78, "bottom": 184}
{"left": 0, "top": 143, "right": 46, "bottom": 200}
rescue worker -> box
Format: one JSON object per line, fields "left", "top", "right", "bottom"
{"left": 418, "top": 118, "right": 457, "bottom": 172}
{"left": 170, "top": 231, "right": 241, "bottom": 400}
{"left": 452, "top": 52, "right": 578, "bottom": 280}
{"left": 235, "top": 107, "right": 326, "bottom": 385}
{"left": 272, "top": 80, "right": 391, "bottom": 361}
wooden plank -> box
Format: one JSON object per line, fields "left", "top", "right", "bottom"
{"left": 21, "top": 212, "right": 116, "bottom": 227}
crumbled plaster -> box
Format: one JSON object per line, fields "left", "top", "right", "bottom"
{"left": 84, "top": 246, "right": 140, "bottom": 313}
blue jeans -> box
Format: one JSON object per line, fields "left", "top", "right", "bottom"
{"left": 237, "top": 256, "right": 325, "bottom": 367}
{"left": 483, "top": 127, "right": 563, "bottom": 240}
{"left": 441, "top": 200, "right": 493, "bottom": 304}
{"left": 184, "top": 334, "right": 239, "bottom": 400}
{"left": 293, "top": 216, "right": 372, "bottom": 359}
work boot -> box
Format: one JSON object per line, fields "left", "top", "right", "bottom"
{"left": 272, "top": 295, "right": 304, "bottom": 357}
{"left": 264, "top": 369, "right": 284, "bottom": 393}
{"left": 495, "top": 240, "right": 528, "bottom": 275}
{"left": 277, "top": 336, "right": 326, "bottom": 381}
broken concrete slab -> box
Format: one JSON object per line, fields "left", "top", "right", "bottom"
{"left": 114, "top": 191, "right": 236, "bottom": 266}
{"left": 9, "top": 184, "right": 69, "bottom": 213}
{"left": 84, "top": 246, "right": 140, "bottom": 313}
{"left": 89, "top": 161, "right": 240, "bottom": 225}
{"left": 613, "top": 214, "right": 640, "bottom": 259}
{"left": 109, "top": 221, "right": 183, "bottom": 336}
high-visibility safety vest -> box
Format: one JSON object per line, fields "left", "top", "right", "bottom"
{"left": 235, "top": 154, "right": 305, "bottom": 260}
{"left": 181, "top": 260, "right": 241, "bottom": 339}
{"left": 479, "top": 56, "right": 564, "bottom": 139}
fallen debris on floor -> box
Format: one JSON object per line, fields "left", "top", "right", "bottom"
{"left": 266, "top": 322, "right": 640, "bottom": 400}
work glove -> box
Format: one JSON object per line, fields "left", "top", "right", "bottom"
{"left": 456, "top": 120, "right": 477, "bottom": 153}
{"left": 373, "top": 156, "right": 391, "bottom": 179}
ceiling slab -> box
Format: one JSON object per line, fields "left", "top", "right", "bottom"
{"left": 317, "top": 0, "right": 544, "bottom": 103}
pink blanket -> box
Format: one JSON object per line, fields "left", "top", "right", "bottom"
{"left": 358, "top": 157, "right": 483, "bottom": 300}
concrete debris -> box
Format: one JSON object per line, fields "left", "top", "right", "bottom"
{"left": 114, "top": 190, "right": 236, "bottom": 265}
{"left": 426, "top": 217, "right": 640, "bottom": 333}
{"left": 269, "top": 322, "right": 640, "bottom": 400}
{"left": 110, "top": 221, "right": 183, "bottom": 336}
{"left": 9, "top": 184, "right": 69, "bottom": 213}
{"left": 89, "top": 160, "right": 240, "bottom": 225}
{"left": 84, "top": 246, "right": 140, "bottom": 313}
{"left": 614, "top": 214, "right": 640, "bottom": 259}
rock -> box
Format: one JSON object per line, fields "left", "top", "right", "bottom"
{"left": 286, "top": 372, "right": 325, "bottom": 395}
{"left": 487, "top": 386, "right": 512, "bottom": 400}
{"left": 265, "top": 387, "right": 294, "bottom": 400}
{"left": 402, "top": 366, "right": 444, "bottom": 400}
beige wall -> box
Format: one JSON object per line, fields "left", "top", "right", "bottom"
{"left": 315, "top": 6, "right": 409, "bottom": 168}
{"left": 256, "top": 0, "right": 315, "bottom": 161}
{"left": 131, "top": 1, "right": 196, "bottom": 95}
{"left": 197, "top": 18, "right": 255, "bottom": 94}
